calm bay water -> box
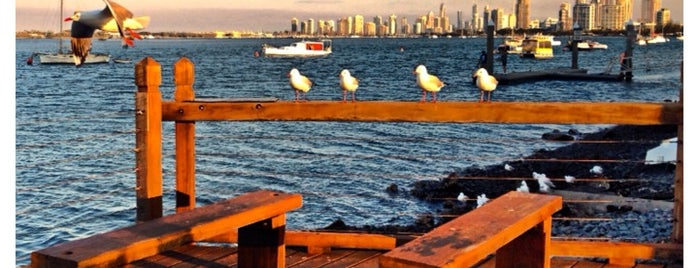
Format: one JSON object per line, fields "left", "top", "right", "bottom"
{"left": 15, "top": 36, "right": 682, "bottom": 266}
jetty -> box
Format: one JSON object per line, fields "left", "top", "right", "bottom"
{"left": 483, "top": 21, "right": 636, "bottom": 84}
{"left": 27, "top": 57, "right": 683, "bottom": 268}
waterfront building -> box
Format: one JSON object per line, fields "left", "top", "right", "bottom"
{"left": 529, "top": 19, "right": 540, "bottom": 29}
{"left": 364, "top": 22, "right": 376, "bottom": 36}
{"left": 507, "top": 14, "right": 517, "bottom": 29}
{"left": 389, "top": 14, "right": 397, "bottom": 36}
{"left": 307, "top": 18, "right": 315, "bottom": 35}
{"left": 516, "top": 0, "right": 530, "bottom": 30}
{"left": 483, "top": 5, "right": 490, "bottom": 32}
{"left": 590, "top": 0, "right": 601, "bottom": 29}
{"left": 559, "top": 2, "right": 572, "bottom": 31}
{"left": 491, "top": 8, "right": 505, "bottom": 30}
{"left": 291, "top": 18, "right": 299, "bottom": 34}
{"left": 374, "top": 16, "right": 383, "bottom": 36}
{"left": 457, "top": 10, "right": 464, "bottom": 30}
{"left": 642, "top": 0, "right": 661, "bottom": 24}
{"left": 337, "top": 18, "right": 349, "bottom": 36}
{"left": 354, "top": 15, "right": 364, "bottom": 36}
{"left": 401, "top": 16, "right": 411, "bottom": 35}
{"left": 656, "top": 8, "right": 670, "bottom": 28}
{"left": 472, "top": 3, "right": 483, "bottom": 33}
{"left": 573, "top": 0, "right": 595, "bottom": 31}
{"left": 543, "top": 17, "right": 559, "bottom": 29}
{"left": 599, "top": 4, "right": 624, "bottom": 30}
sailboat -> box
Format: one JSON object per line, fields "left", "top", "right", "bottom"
{"left": 35, "top": 0, "right": 110, "bottom": 65}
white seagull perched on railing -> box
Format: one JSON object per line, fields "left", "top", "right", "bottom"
{"left": 339, "top": 69, "right": 359, "bottom": 103}
{"left": 473, "top": 68, "right": 498, "bottom": 103}
{"left": 64, "top": 0, "right": 149, "bottom": 66}
{"left": 289, "top": 68, "right": 313, "bottom": 102}
{"left": 564, "top": 175, "right": 576, "bottom": 183}
{"left": 413, "top": 64, "right": 444, "bottom": 103}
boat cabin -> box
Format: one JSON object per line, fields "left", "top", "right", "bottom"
{"left": 521, "top": 36, "right": 554, "bottom": 59}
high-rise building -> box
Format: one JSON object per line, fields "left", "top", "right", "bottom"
{"left": 472, "top": 3, "right": 482, "bottom": 33}
{"left": 642, "top": 0, "right": 661, "bottom": 24}
{"left": 656, "top": 8, "right": 670, "bottom": 27}
{"left": 573, "top": 1, "right": 595, "bottom": 30}
{"left": 590, "top": 0, "right": 602, "bottom": 29}
{"left": 307, "top": 18, "right": 315, "bottom": 35}
{"left": 491, "top": 8, "right": 505, "bottom": 30}
{"left": 483, "top": 5, "right": 490, "bottom": 31}
{"left": 389, "top": 14, "right": 398, "bottom": 36}
{"left": 515, "top": 0, "right": 530, "bottom": 30}
{"left": 427, "top": 11, "right": 435, "bottom": 30}
{"left": 558, "top": 3, "right": 572, "bottom": 31}
{"left": 291, "top": 18, "right": 299, "bottom": 33}
{"left": 353, "top": 15, "right": 364, "bottom": 35}
{"left": 374, "top": 16, "right": 383, "bottom": 36}
{"left": 599, "top": 4, "right": 624, "bottom": 30}
{"left": 457, "top": 10, "right": 464, "bottom": 30}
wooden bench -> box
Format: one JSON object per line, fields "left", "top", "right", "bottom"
{"left": 379, "top": 191, "right": 562, "bottom": 268}
{"left": 30, "top": 190, "right": 303, "bottom": 268}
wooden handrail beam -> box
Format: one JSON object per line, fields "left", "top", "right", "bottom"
{"left": 161, "top": 100, "right": 682, "bottom": 125}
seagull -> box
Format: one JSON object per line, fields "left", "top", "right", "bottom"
{"left": 457, "top": 192, "right": 468, "bottom": 202}
{"left": 590, "top": 165, "right": 604, "bottom": 177}
{"left": 472, "top": 68, "right": 498, "bottom": 103}
{"left": 64, "top": 0, "right": 149, "bottom": 66}
{"left": 339, "top": 69, "right": 359, "bottom": 103}
{"left": 516, "top": 180, "right": 530, "bottom": 193}
{"left": 564, "top": 175, "right": 576, "bottom": 183}
{"left": 289, "top": 68, "right": 313, "bottom": 102}
{"left": 413, "top": 65, "right": 444, "bottom": 103}
{"left": 504, "top": 163, "right": 514, "bottom": 171}
{"left": 476, "top": 194, "right": 489, "bottom": 208}
{"left": 533, "top": 172, "right": 555, "bottom": 193}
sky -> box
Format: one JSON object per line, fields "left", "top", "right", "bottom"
{"left": 15, "top": 0, "right": 685, "bottom": 32}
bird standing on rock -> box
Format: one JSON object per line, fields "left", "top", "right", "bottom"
{"left": 413, "top": 64, "right": 444, "bottom": 103}
{"left": 289, "top": 68, "right": 313, "bottom": 102}
{"left": 64, "top": 0, "right": 149, "bottom": 66}
{"left": 339, "top": 69, "right": 359, "bottom": 103}
{"left": 473, "top": 68, "right": 498, "bottom": 103}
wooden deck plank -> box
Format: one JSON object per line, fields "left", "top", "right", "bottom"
{"left": 319, "top": 250, "right": 384, "bottom": 268}
{"left": 287, "top": 249, "right": 355, "bottom": 267}
{"left": 570, "top": 259, "right": 605, "bottom": 268}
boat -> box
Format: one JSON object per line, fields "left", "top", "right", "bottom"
{"left": 261, "top": 39, "right": 332, "bottom": 58}
{"left": 113, "top": 58, "right": 132, "bottom": 64}
{"left": 496, "top": 37, "right": 523, "bottom": 54}
{"left": 565, "top": 40, "right": 608, "bottom": 50}
{"left": 645, "top": 35, "right": 669, "bottom": 44}
{"left": 520, "top": 35, "right": 554, "bottom": 59}
{"left": 35, "top": 0, "right": 110, "bottom": 65}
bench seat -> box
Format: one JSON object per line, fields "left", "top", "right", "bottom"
{"left": 31, "top": 190, "right": 302, "bottom": 268}
{"left": 379, "top": 191, "right": 562, "bottom": 268}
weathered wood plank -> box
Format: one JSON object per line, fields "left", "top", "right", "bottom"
{"left": 379, "top": 191, "right": 562, "bottom": 268}
{"left": 206, "top": 230, "right": 397, "bottom": 252}
{"left": 135, "top": 57, "right": 163, "bottom": 222}
{"left": 161, "top": 101, "right": 682, "bottom": 125}
{"left": 173, "top": 57, "right": 197, "bottom": 213}
{"left": 31, "top": 190, "right": 302, "bottom": 268}
{"left": 550, "top": 241, "right": 682, "bottom": 267}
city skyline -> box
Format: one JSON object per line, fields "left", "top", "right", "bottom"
{"left": 15, "top": 0, "right": 683, "bottom": 32}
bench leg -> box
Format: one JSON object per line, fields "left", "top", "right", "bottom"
{"left": 238, "top": 215, "right": 286, "bottom": 268}
{"left": 495, "top": 217, "right": 552, "bottom": 268}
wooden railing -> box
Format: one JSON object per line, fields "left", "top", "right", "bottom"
{"left": 133, "top": 57, "right": 683, "bottom": 265}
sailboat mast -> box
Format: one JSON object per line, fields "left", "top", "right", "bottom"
{"left": 58, "top": 0, "right": 63, "bottom": 54}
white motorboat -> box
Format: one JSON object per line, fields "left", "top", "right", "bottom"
{"left": 567, "top": 40, "right": 608, "bottom": 50}
{"left": 262, "top": 39, "right": 332, "bottom": 58}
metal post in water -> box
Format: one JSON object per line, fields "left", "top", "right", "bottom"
{"left": 622, "top": 20, "right": 635, "bottom": 82}
{"left": 486, "top": 19, "right": 495, "bottom": 75}
{"left": 572, "top": 23, "right": 581, "bottom": 69}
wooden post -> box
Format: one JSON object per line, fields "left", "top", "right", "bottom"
{"left": 673, "top": 60, "right": 683, "bottom": 243}
{"left": 496, "top": 219, "right": 552, "bottom": 268}
{"left": 622, "top": 20, "right": 635, "bottom": 82}
{"left": 173, "top": 57, "right": 197, "bottom": 213}
{"left": 238, "top": 215, "right": 286, "bottom": 268}
{"left": 134, "top": 57, "right": 163, "bottom": 222}
{"left": 486, "top": 20, "right": 495, "bottom": 75}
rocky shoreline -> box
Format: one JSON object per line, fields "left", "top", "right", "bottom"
{"left": 322, "top": 124, "right": 679, "bottom": 244}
